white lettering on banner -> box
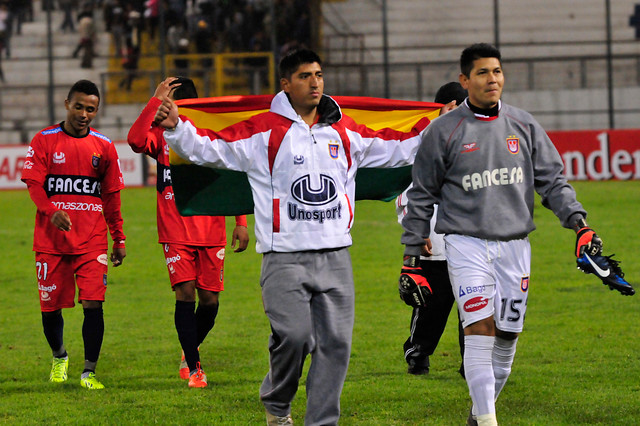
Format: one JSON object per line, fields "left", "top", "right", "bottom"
{"left": 114, "top": 143, "right": 144, "bottom": 186}
{"left": 561, "top": 132, "right": 640, "bottom": 180}
{"left": 0, "top": 154, "right": 26, "bottom": 183}
{"left": 119, "top": 158, "right": 136, "bottom": 173}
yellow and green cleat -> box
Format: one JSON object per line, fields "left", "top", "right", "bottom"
{"left": 80, "top": 372, "right": 105, "bottom": 390}
{"left": 49, "top": 357, "right": 68, "bottom": 383}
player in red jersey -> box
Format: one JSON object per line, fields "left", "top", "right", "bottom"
{"left": 127, "top": 77, "right": 249, "bottom": 388}
{"left": 21, "top": 79, "right": 126, "bottom": 390}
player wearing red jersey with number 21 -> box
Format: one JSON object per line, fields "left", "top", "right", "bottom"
{"left": 21, "top": 79, "right": 126, "bottom": 390}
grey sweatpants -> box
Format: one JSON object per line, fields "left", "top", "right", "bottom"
{"left": 259, "top": 248, "right": 355, "bottom": 426}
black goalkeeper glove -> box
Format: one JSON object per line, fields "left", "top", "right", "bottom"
{"left": 399, "top": 256, "right": 432, "bottom": 307}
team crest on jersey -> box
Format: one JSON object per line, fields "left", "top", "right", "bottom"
{"left": 53, "top": 152, "right": 65, "bottom": 164}
{"left": 520, "top": 275, "right": 529, "bottom": 292}
{"left": 328, "top": 143, "right": 339, "bottom": 159}
{"left": 507, "top": 136, "right": 520, "bottom": 154}
{"left": 26, "top": 146, "right": 35, "bottom": 157}
{"left": 92, "top": 153, "right": 102, "bottom": 169}
{"left": 293, "top": 155, "right": 304, "bottom": 165}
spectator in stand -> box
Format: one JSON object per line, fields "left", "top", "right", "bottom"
{"left": 143, "top": 0, "right": 158, "bottom": 40}
{"left": 119, "top": 9, "right": 141, "bottom": 91}
{"left": 192, "top": 10, "right": 213, "bottom": 71}
{"left": 72, "top": 4, "right": 96, "bottom": 69}
{"left": 245, "top": 29, "right": 269, "bottom": 94}
{"left": 292, "top": 9, "right": 310, "bottom": 48}
{"left": 242, "top": 2, "right": 265, "bottom": 49}
{"left": 107, "top": 0, "right": 125, "bottom": 58}
{"left": 58, "top": 0, "right": 76, "bottom": 33}
{"left": 166, "top": 0, "right": 185, "bottom": 18}
{"left": 102, "top": 0, "right": 115, "bottom": 31}
{"left": 167, "top": 17, "right": 190, "bottom": 74}
{"left": 9, "top": 0, "right": 30, "bottom": 37}
{"left": 0, "top": 2, "right": 7, "bottom": 82}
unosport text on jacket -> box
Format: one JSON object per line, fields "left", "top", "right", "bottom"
{"left": 165, "top": 91, "right": 428, "bottom": 253}
{"left": 401, "top": 100, "right": 586, "bottom": 255}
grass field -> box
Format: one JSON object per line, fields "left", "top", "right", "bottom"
{"left": 0, "top": 181, "right": 639, "bottom": 425}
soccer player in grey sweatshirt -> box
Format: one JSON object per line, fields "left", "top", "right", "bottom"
{"left": 401, "top": 43, "right": 602, "bottom": 426}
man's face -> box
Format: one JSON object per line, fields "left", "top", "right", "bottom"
{"left": 281, "top": 62, "right": 324, "bottom": 114}
{"left": 460, "top": 57, "right": 503, "bottom": 109}
{"left": 64, "top": 92, "right": 99, "bottom": 137}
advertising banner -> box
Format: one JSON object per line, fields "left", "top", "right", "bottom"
{"left": 548, "top": 129, "right": 640, "bottom": 181}
{"left": 1, "top": 129, "right": 639, "bottom": 189}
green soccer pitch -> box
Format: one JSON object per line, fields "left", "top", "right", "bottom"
{"left": 1, "top": 181, "right": 638, "bottom": 425}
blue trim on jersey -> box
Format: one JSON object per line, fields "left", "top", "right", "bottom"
{"left": 41, "top": 127, "right": 63, "bottom": 136}
{"left": 90, "top": 130, "right": 112, "bottom": 143}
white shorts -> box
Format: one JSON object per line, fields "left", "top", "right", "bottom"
{"left": 445, "top": 234, "right": 531, "bottom": 333}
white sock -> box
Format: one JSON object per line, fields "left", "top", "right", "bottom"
{"left": 493, "top": 336, "right": 518, "bottom": 401}
{"left": 464, "top": 335, "right": 496, "bottom": 417}
{"left": 476, "top": 413, "right": 498, "bottom": 426}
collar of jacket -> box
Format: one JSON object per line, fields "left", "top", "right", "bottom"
{"left": 271, "top": 91, "right": 342, "bottom": 125}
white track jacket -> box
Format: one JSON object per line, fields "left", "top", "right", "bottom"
{"left": 165, "top": 91, "right": 428, "bottom": 253}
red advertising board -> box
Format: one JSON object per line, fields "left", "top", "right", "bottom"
{"left": 1, "top": 129, "right": 639, "bottom": 189}
{"left": 548, "top": 129, "right": 640, "bottom": 181}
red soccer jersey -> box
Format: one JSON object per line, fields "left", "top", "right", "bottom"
{"left": 127, "top": 97, "right": 246, "bottom": 246}
{"left": 21, "top": 124, "right": 125, "bottom": 254}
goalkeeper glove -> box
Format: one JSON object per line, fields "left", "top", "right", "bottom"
{"left": 575, "top": 225, "right": 603, "bottom": 257}
{"left": 399, "top": 255, "right": 432, "bottom": 307}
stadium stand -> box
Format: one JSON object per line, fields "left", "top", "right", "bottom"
{"left": 1, "top": 0, "right": 639, "bottom": 143}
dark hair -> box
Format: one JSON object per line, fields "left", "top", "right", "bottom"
{"left": 460, "top": 43, "right": 501, "bottom": 77}
{"left": 278, "top": 48, "right": 322, "bottom": 80}
{"left": 67, "top": 79, "right": 100, "bottom": 102}
{"left": 434, "top": 81, "right": 467, "bottom": 105}
{"left": 170, "top": 77, "right": 198, "bottom": 100}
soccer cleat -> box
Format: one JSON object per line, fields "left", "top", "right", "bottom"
{"left": 577, "top": 252, "right": 635, "bottom": 296}
{"left": 80, "top": 372, "right": 105, "bottom": 390}
{"left": 179, "top": 351, "right": 189, "bottom": 380}
{"left": 266, "top": 410, "right": 293, "bottom": 425}
{"left": 466, "top": 411, "right": 478, "bottom": 426}
{"left": 404, "top": 343, "right": 429, "bottom": 375}
{"left": 49, "top": 356, "right": 69, "bottom": 383}
{"left": 188, "top": 362, "right": 207, "bottom": 388}
{"left": 407, "top": 356, "right": 430, "bottom": 375}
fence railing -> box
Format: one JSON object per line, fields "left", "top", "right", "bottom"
{"left": 2, "top": 46, "right": 640, "bottom": 143}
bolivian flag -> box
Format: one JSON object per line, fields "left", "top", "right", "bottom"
{"left": 170, "top": 95, "right": 441, "bottom": 216}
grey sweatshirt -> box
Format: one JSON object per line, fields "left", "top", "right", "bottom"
{"left": 401, "top": 100, "right": 586, "bottom": 256}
